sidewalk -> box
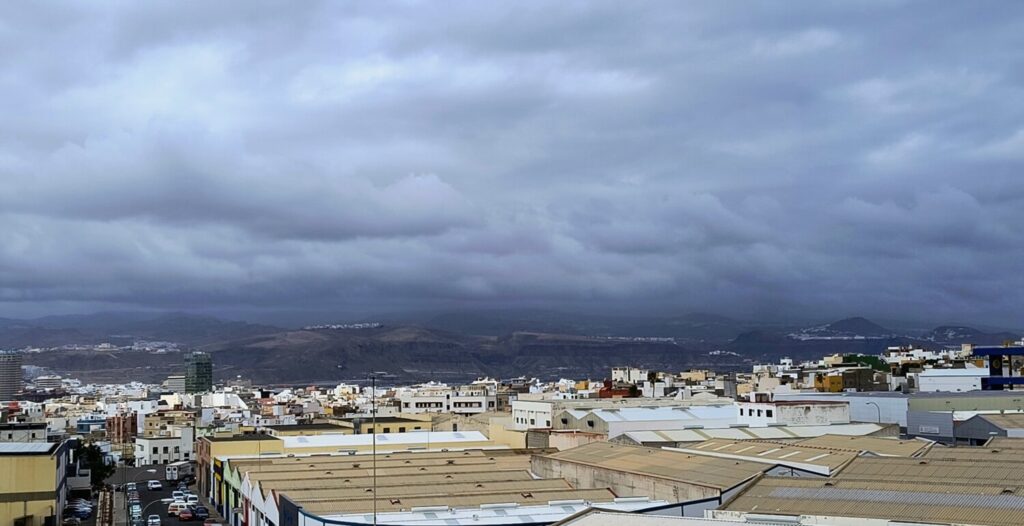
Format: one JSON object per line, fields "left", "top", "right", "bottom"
{"left": 112, "top": 490, "right": 126, "bottom": 526}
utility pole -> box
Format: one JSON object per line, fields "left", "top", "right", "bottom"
{"left": 371, "top": 374, "right": 377, "bottom": 526}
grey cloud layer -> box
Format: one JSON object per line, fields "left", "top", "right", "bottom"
{"left": 1, "top": 1, "right": 1023, "bottom": 324}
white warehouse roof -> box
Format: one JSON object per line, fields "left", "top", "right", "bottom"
{"left": 279, "top": 431, "right": 491, "bottom": 449}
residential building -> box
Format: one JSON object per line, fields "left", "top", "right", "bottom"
{"left": 0, "top": 422, "right": 47, "bottom": 443}
{"left": 135, "top": 425, "right": 195, "bottom": 464}
{"left": 164, "top": 375, "right": 186, "bottom": 394}
{"left": 397, "top": 384, "right": 496, "bottom": 415}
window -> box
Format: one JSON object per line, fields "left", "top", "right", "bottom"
{"left": 163, "top": 446, "right": 169, "bottom": 453}
{"left": 174, "top": 446, "right": 180, "bottom": 453}
{"left": 739, "top": 408, "right": 744, "bottom": 416}
{"left": 587, "top": 420, "right": 595, "bottom": 428}
{"left": 399, "top": 427, "right": 406, "bottom": 433}
{"left": 545, "top": 420, "right": 550, "bottom": 427}
{"left": 383, "top": 427, "right": 391, "bottom": 433}
{"left": 153, "top": 447, "right": 158, "bottom": 454}
{"left": 766, "top": 410, "right": 773, "bottom": 418}
{"left": 561, "top": 418, "right": 568, "bottom": 425}
{"left": 529, "top": 419, "right": 535, "bottom": 425}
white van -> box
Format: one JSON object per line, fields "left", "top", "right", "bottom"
{"left": 167, "top": 502, "right": 189, "bottom": 517}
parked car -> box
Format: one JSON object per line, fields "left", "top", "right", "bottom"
{"left": 63, "top": 508, "right": 90, "bottom": 520}
{"left": 186, "top": 495, "right": 199, "bottom": 506}
{"left": 167, "top": 502, "right": 189, "bottom": 517}
{"left": 192, "top": 507, "right": 209, "bottom": 520}
{"left": 148, "top": 480, "right": 163, "bottom": 490}
{"left": 148, "top": 514, "right": 162, "bottom": 526}
{"left": 202, "top": 519, "right": 220, "bottom": 526}
{"left": 62, "top": 517, "right": 81, "bottom": 526}
{"left": 172, "top": 491, "right": 185, "bottom": 501}
{"left": 178, "top": 509, "right": 194, "bottom": 521}
{"left": 125, "top": 482, "right": 138, "bottom": 492}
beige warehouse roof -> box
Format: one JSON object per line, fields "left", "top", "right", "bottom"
{"left": 256, "top": 470, "right": 535, "bottom": 496}
{"left": 923, "top": 446, "right": 1024, "bottom": 464}
{"left": 838, "top": 457, "right": 1024, "bottom": 488}
{"left": 299, "top": 487, "right": 618, "bottom": 515}
{"left": 721, "top": 476, "right": 1024, "bottom": 526}
{"left": 539, "top": 442, "right": 766, "bottom": 490}
{"left": 280, "top": 478, "right": 571, "bottom": 502}
{"left": 977, "top": 413, "right": 1024, "bottom": 430}
{"left": 796, "top": 434, "right": 933, "bottom": 457}
{"left": 677, "top": 439, "right": 857, "bottom": 473}
{"left": 986, "top": 437, "right": 1024, "bottom": 449}
{"left": 241, "top": 458, "right": 528, "bottom": 478}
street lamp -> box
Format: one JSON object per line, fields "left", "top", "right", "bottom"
{"left": 138, "top": 498, "right": 174, "bottom": 523}
{"left": 865, "top": 401, "right": 881, "bottom": 423}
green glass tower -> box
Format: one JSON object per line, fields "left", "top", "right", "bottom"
{"left": 185, "top": 351, "right": 213, "bottom": 393}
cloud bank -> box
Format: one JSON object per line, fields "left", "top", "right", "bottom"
{"left": 1, "top": 1, "right": 1023, "bottom": 325}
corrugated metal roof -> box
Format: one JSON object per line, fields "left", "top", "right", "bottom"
{"left": 979, "top": 413, "right": 1024, "bottom": 430}
{"left": 0, "top": 442, "right": 57, "bottom": 454}
{"left": 796, "top": 434, "right": 933, "bottom": 457}
{"left": 721, "top": 476, "right": 1024, "bottom": 526}
{"left": 322, "top": 500, "right": 671, "bottom": 525}
{"left": 671, "top": 439, "right": 857, "bottom": 473}
{"left": 300, "top": 488, "right": 619, "bottom": 515}
{"left": 540, "top": 442, "right": 765, "bottom": 490}
{"left": 622, "top": 423, "right": 885, "bottom": 444}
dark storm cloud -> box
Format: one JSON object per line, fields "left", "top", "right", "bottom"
{"left": 1, "top": 1, "right": 1023, "bottom": 325}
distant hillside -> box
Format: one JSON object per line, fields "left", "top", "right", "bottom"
{"left": 924, "top": 325, "right": 1020, "bottom": 345}
{"left": 790, "top": 317, "right": 893, "bottom": 340}
{"left": 0, "top": 312, "right": 281, "bottom": 347}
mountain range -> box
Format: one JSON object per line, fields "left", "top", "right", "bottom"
{"left": 5, "top": 311, "right": 1020, "bottom": 384}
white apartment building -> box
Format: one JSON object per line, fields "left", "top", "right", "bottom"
{"left": 611, "top": 367, "right": 649, "bottom": 384}
{"left": 398, "top": 385, "right": 496, "bottom": 415}
{"left": 135, "top": 425, "right": 194, "bottom": 465}
{"left": 736, "top": 400, "right": 850, "bottom": 427}
{"left": 916, "top": 368, "right": 988, "bottom": 393}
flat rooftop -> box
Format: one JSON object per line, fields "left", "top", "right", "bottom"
{"left": 264, "top": 423, "right": 351, "bottom": 431}
{"left": 205, "top": 434, "right": 282, "bottom": 443}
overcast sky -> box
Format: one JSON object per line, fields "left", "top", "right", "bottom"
{"left": 1, "top": 1, "right": 1023, "bottom": 326}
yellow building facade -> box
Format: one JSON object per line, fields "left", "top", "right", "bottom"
{"left": 0, "top": 442, "right": 68, "bottom": 526}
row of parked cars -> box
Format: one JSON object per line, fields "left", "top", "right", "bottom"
{"left": 166, "top": 480, "right": 213, "bottom": 523}
{"left": 62, "top": 497, "right": 95, "bottom": 523}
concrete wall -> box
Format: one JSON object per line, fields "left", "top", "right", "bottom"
{"left": 906, "top": 411, "right": 954, "bottom": 443}
{"left": 530, "top": 455, "right": 719, "bottom": 503}
{"left": 774, "top": 393, "right": 908, "bottom": 427}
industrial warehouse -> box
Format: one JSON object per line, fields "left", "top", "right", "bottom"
{"left": 195, "top": 429, "right": 1024, "bottom": 526}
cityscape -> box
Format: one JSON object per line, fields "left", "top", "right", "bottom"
{"left": 3, "top": 3, "right": 1024, "bottom": 526}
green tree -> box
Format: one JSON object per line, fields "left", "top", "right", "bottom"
{"left": 76, "top": 441, "right": 116, "bottom": 488}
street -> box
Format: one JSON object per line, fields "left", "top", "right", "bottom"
{"left": 107, "top": 465, "right": 219, "bottom": 526}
